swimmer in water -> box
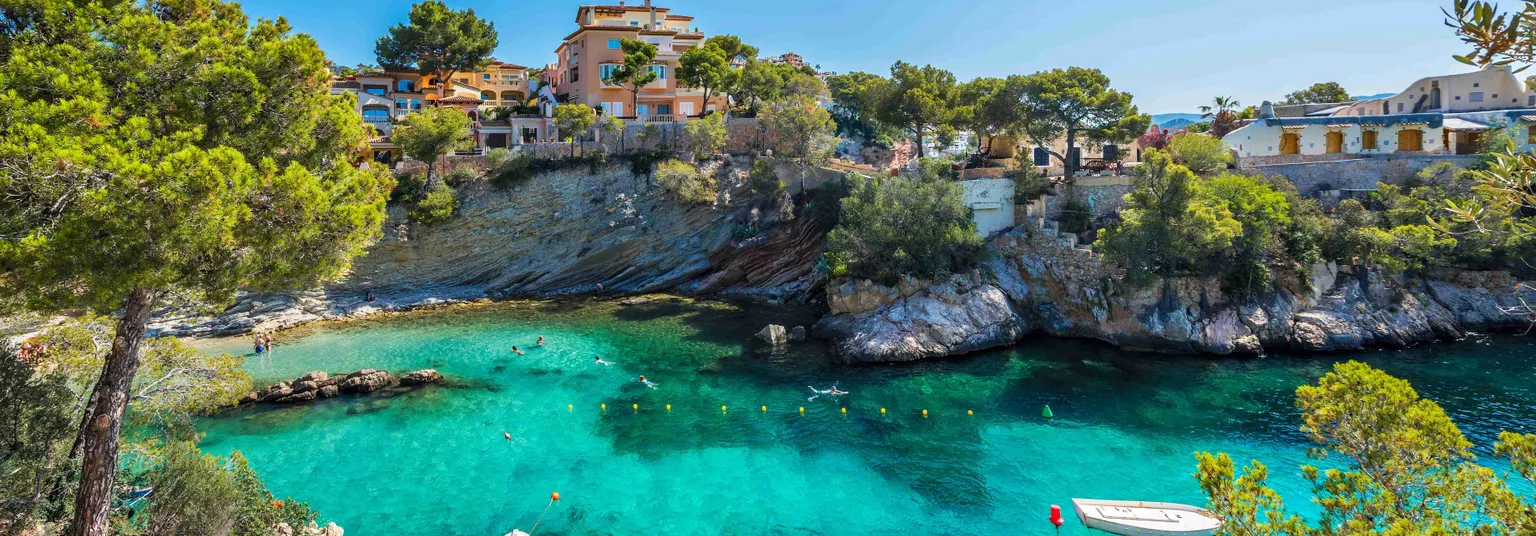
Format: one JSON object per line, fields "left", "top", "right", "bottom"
{"left": 536, "top": 336, "right": 545, "bottom": 346}
{"left": 639, "top": 375, "right": 657, "bottom": 389}
{"left": 510, "top": 346, "right": 525, "bottom": 355}
{"left": 807, "top": 384, "right": 848, "bottom": 401}
{"left": 595, "top": 356, "right": 613, "bottom": 366}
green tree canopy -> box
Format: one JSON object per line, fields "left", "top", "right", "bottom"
{"left": 951, "top": 77, "right": 1022, "bottom": 155}
{"left": 1279, "top": 82, "right": 1354, "bottom": 105}
{"left": 1095, "top": 150, "right": 1241, "bottom": 284}
{"left": 827, "top": 71, "right": 895, "bottom": 142}
{"left": 374, "top": 0, "right": 498, "bottom": 98}
{"left": 1015, "top": 67, "right": 1148, "bottom": 178}
{"left": 392, "top": 106, "right": 473, "bottom": 188}
{"left": 1197, "top": 361, "right": 1536, "bottom": 535}
{"left": 877, "top": 61, "right": 957, "bottom": 159}
{"left": 552, "top": 103, "right": 597, "bottom": 144}
{"left": 1167, "top": 133, "right": 1234, "bottom": 174}
{"left": 702, "top": 34, "right": 758, "bottom": 65}
{"left": 825, "top": 163, "right": 983, "bottom": 282}
{"left": 0, "top": 2, "right": 393, "bottom": 533}
{"left": 678, "top": 43, "right": 737, "bottom": 112}
{"left": 603, "top": 39, "right": 660, "bottom": 115}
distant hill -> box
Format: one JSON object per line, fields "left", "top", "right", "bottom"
{"left": 1151, "top": 113, "right": 1202, "bottom": 129}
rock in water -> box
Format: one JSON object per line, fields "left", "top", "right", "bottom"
{"left": 317, "top": 385, "right": 339, "bottom": 399}
{"left": 400, "top": 369, "right": 444, "bottom": 386}
{"left": 297, "top": 371, "right": 328, "bottom": 383}
{"left": 340, "top": 369, "right": 393, "bottom": 393}
{"left": 788, "top": 326, "right": 807, "bottom": 343}
{"left": 756, "top": 325, "right": 788, "bottom": 346}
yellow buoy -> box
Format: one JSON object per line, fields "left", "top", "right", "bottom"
{"left": 967, "top": 409, "right": 974, "bottom": 415}
{"left": 841, "top": 407, "right": 847, "bottom": 414}
{"left": 666, "top": 404, "right": 672, "bottom": 411}
{"left": 761, "top": 405, "right": 767, "bottom": 412}
{"left": 880, "top": 408, "right": 886, "bottom": 414}
{"left": 601, "top": 403, "right": 606, "bottom": 411}
{"left": 567, "top": 404, "right": 573, "bottom": 411}
{"left": 632, "top": 404, "right": 638, "bottom": 410}
{"left": 722, "top": 405, "right": 728, "bottom": 413}
{"left": 799, "top": 407, "right": 805, "bottom": 414}
{"left": 922, "top": 409, "right": 929, "bottom": 417}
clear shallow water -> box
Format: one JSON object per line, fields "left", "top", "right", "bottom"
{"left": 193, "top": 299, "right": 1536, "bottom": 535}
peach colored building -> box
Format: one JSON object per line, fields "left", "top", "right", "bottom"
{"left": 546, "top": 1, "right": 729, "bottom": 123}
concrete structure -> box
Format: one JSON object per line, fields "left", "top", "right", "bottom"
{"left": 960, "top": 178, "right": 1016, "bottom": 238}
{"left": 545, "top": 1, "right": 729, "bottom": 124}
{"left": 1248, "top": 154, "right": 1483, "bottom": 194}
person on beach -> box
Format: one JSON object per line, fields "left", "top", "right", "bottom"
{"left": 511, "top": 346, "right": 525, "bottom": 355}
{"left": 639, "top": 375, "right": 657, "bottom": 389}
{"left": 594, "top": 356, "right": 613, "bottom": 366}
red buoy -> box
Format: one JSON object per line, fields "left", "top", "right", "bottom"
{"left": 551, "top": 492, "right": 560, "bottom": 501}
{"left": 1049, "top": 504, "right": 1065, "bottom": 527}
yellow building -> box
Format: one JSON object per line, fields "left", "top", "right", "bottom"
{"left": 546, "top": 1, "right": 729, "bottom": 123}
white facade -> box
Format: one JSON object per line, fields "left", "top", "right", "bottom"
{"left": 1223, "top": 119, "right": 1445, "bottom": 159}
{"left": 960, "top": 178, "right": 1016, "bottom": 238}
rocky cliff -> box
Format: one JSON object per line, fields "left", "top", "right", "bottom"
{"left": 816, "top": 226, "right": 1536, "bottom": 362}
{"left": 158, "top": 156, "right": 823, "bottom": 336}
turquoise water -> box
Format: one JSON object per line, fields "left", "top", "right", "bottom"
{"left": 194, "top": 299, "right": 1536, "bottom": 535}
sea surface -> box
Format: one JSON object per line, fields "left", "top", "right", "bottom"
{"left": 193, "top": 298, "right": 1536, "bottom": 535}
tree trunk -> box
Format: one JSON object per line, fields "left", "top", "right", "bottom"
{"left": 914, "top": 122, "right": 926, "bottom": 159}
{"left": 66, "top": 287, "right": 156, "bottom": 536}
{"left": 1064, "top": 128, "right": 1078, "bottom": 180}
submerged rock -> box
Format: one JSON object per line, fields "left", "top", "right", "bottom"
{"left": 788, "top": 325, "right": 807, "bottom": 343}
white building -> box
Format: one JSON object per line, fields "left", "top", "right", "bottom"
{"left": 960, "top": 178, "right": 1015, "bottom": 238}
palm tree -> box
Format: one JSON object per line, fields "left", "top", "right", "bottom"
{"left": 1199, "top": 96, "right": 1241, "bottom": 121}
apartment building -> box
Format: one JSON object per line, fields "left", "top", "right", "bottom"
{"left": 545, "top": 1, "right": 729, "bottom": 123}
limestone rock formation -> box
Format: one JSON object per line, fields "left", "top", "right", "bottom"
{"left": 340, "top": 370, "right": 393, "bottom": 393}
{"left": 815, "top": 227, "right": 1534, "bottom": 362}
{"left": 756, "top": 325, "right": 788, "bottom": 347}
{"left": 399, "top": 369, "right": 444, "bottom": 386}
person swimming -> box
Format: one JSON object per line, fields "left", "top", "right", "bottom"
{"left": 511, "top": 346, "right": 525, "bottom": 355}
{"left": 807, "top": 384, "right": 848, "bottom": 401}
{"left": 594, "top": 356, "right": 613, "bottom": 366}
{"left": 639, "top": 375, "right": 657, "bottom": 389}
{"left": 536, "top": 336, "right": 545, "bottom": 346}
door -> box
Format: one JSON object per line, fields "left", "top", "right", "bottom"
{"left": 1280, "top": 133, "right": 1300, "bottom": 155}
{"left": 679, "top": 101, "right": 695, "bottom": 117}
{"left": 487, "top": 133, "right": 508, "bottom": 148}
{"left": 1362, "top": 130, "right": 1378, "bottom": 150}
{"left": 1398, "top": 129, "right": 1423, "bottom": 152}
{"left": 1325, "top": 132, "right": 1343, "bottom": 153}
{"left": 636, "top": 104, "right": 649, "bottom": 117}
{"left": 1456, "top": 131, "right": 1481, "bottom": 155}
{"left": 611, "top": 102, "right": 623, "bottom": 117}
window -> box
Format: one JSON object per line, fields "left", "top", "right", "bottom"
{"left": 395, "top": 98, "right": 408, "bottom": 110}
{"left": 636, "top": 104, "right": 649, "bottom": 116}
{"left": 396, "top": 80, "right": 415, "bottom": 92}
{"left": 679, "top": 101, "right": 694, "bottom": 116}
{"left": 657, "top": 104, "right": 671, "bottom": 115}
{"left": 483, "top": 74, "right": 491, "bottom": 80}
{"left": 411, "top": 99, "right": 422, "bottom": 110}
{"left": 1474, "top": 82, "right": 1480, "bottom": 87}
{"left": 1397, "top": 102, "right": 1404, "bottom": 112}
{"left": 608, "top": 39, "right": 621, "bottom": 49}
{"left": 648, "top": 65, "right": 666, "bottom": 79}
{"left": 629, "top": 21, "right": 639, "bottom": 26}
{"left": 1529, "top": 96, "right": 1535, "bottom": 106}
{"left": 364, "top": 86, "right": 387, "bottom": 96}
{"left": 361, "top": 108, "right": 390, "bottom": 123}
{"left": 600, "top": 64, "right": 619, "bottom": 82}
{"left": 1470, "top": 92, "right": 1485, "bottom": 102}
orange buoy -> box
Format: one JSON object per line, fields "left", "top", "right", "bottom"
{"left": 503, "top": 432, "right": 511, "bottom": 440}
{"left": 551, "top": 492, "right": 561, "bottom": 502}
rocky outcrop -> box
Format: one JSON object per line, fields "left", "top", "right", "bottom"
{"left": 153, "top": 157, "right": 828, "bottom": 338}
{"left": 814, "top": 273, "right": 1029, "bottom": 362}
{"left": 245, "top": 369, "right": 441, "bottom": 406}
{"left": 816, "top": 227, "right": 1535, "bottom": 362}
{"left": 756, "top": 325, "right": 788, "bottom": 347}
{"left": 274, "top": 521, "right": 343, "bottom": 536}
{"left": 399, "top": 368, "right": 443, "bottom": 386}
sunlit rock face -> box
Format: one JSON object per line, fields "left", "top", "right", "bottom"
{"left": 816, "top": 227, "right": 1534, "bottom": 362}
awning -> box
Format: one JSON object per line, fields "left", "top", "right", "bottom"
{"left": 1518, "top": 115, "right": 1536, "bottom": 122}
{"left": 1441, "top": 117, "right": 1490, "bottom": 131}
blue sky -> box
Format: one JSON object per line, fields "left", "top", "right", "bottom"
{"left": 242, "top": 0, "right": 1476, "bottom": 114}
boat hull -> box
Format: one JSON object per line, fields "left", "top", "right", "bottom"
{"left": 1071, "top": 498, "right": 1222, "bottom": 536}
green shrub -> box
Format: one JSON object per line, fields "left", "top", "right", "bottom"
{"left": 748, "top": 158, "right": 785, "bottom": 198}
{"left": 1010, "top": 164, "right": 1051, "bottom": 203}
{"left": 444, "top": 166, "right": 478, "bottom": 187}
{"left": 655, "top": 159, "right": 716, "bottom": 204}
{"left": 391, "top": 171, "right": 426, "bottom": 203}
{"left": 411, "top": 183, "right": 459, "bottom": 224}
{"left": 685, "top": 112, "right": 728, "bottom": 160}
{"left": 826, "top": 169, "right": 983, "bottom": 283}
{"left": 1168, "top": 133, "right": 1233, "bottom": 174}
{"left": 1057, "top": 200, "right": 1093, "bottom": 234}
{"left": 805, "top": 173, "right": 850, "bottom": 228}
{"left": 142, "top": 442, "right": 242, "bottom": 535}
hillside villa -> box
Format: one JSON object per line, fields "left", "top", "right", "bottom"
{"left": 1223, "top": 66, "right": 1536, "bottom": 166}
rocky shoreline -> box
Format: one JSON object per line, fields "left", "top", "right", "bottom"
{"left": 815, "top": 226, "right": 1536, "bottom": 362}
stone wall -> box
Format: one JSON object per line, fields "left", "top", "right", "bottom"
{"left": 1243, "top": 155, "right": 1481, "bottom": 193}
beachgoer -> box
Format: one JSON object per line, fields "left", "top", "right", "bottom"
{"left": 594, "top": 356, "right": 613, "bottom": 366}
{"left": 365, "top": 289, "right": 376, "bottom": 303}
{"left": 254, "top": 334, "right": 266, "bottom": 355}
{"left": 807, "top": 385, "right": 847, "bottom": 401}
{"left": 536, "top": 336, "right": 545, "bottom": 346}
{"left": 511, "top": 346, "right": 525, "bottom": 355}
{"left": 639, "top": 376, "right": 657, "bottom": 389}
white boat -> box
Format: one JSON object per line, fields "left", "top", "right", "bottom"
{"left": 1072, "top": 498, "right": 1223, "bottom": 536}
